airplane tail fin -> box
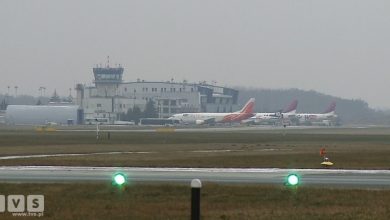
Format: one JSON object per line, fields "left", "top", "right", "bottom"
{"left": 323, "top": 101, "right": 336, "bottom": 114}
{"left": 282, "top": 99, "right": 298, "bottom": 113}
{"left": 239, "top": 98, "right": 255, "bottom": 114}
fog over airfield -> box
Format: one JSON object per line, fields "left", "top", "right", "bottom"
{"left": 1, "top": 1, "right": 389, "bottom": 108}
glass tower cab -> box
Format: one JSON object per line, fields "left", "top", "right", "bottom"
{"left": 93, "top": 65, "right": 124, "bottom": 84}
{"left": 92, "top": 57, "right": 124, "bottom": 97}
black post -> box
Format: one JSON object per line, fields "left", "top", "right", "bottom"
{"left": 191, "top": 179, "right": 202, "bottom": 220}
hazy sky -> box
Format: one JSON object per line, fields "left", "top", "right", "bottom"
{"left": 1, "top": 1, "right": 389, "bottom": 108}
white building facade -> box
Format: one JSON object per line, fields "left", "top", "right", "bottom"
{"left": 76, "top": 65, "right": 239, "bottom": 124}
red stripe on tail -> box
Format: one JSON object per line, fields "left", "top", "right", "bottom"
{"left": 282, "top": 100, "right": 298, "bottom": 113}
{"left": 240, "top": 98, "right": 255, "bottom": 114}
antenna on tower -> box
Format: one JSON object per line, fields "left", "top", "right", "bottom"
{"left": 107, "top": 56, "right": 110, "bottom": 68}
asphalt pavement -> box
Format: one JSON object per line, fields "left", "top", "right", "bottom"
{"left": 0, "top": 166, "right": 389, "bottom": 189}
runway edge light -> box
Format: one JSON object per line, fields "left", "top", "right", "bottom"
{"left": 113, "top": 172, "right": 127, "bottom": 186}
{"left": 286, "top": 173, "right": 300, "bottom": 186}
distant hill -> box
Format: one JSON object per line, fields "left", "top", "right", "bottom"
{"left": 236, "top": 88, "right": 390, "bottom": 125}
{"left": 1, "top": 90, "right": 389, "bottom": 125}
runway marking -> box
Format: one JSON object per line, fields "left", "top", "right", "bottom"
{"left": 189, "top": 149, "right": 244, "bottom": 153}
{"left": 0, "top": 151, "right": 156, "bottom": 160}
{"left": 0, "top": 166, "right": 389, "bottom": 175}
{"left": 0, "top": 148, "right": 266, "bottom": 160}
{"left": 253, "top": 148, "right": 293, "bottom": 152}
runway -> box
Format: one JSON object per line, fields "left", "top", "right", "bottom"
{"left": 0, "top": 166, "right": 389, "bottom": 188}
{"left": 54, "top": 125, "right": 390, "bottom": 135}
{"left": 56, "top": 125, "right": 320, "bottom": 133}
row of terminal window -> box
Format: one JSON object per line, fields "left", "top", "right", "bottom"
{"left": 124, "top": 87, "right": 195, "bottom": 93}
{"left": 96, "top": 102, "right": 231, "bottom": 112}
{"left": 160, "top": 100, "right": 177, "bottom": 106}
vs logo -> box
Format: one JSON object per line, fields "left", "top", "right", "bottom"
{"left": 0, "top": 195, "right": 44, "bottom": 213}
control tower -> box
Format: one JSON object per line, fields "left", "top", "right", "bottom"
{"left": 93, "top": 56, "right": 124, "bottom": 97}
{"left": 93, "top": 56, "right": 123, "bottom": 84}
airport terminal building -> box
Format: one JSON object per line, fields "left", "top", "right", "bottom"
{"left": 75, "top": 64, "right": 239, "bottom": 123}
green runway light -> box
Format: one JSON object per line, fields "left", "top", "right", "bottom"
{"left": 286, "top": 174, "right": 299, "bottom": 186}
{"left": 113, "top": 173, "right": 127, "bottom": 186}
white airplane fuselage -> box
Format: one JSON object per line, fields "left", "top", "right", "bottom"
{"left": 295, "top": 112, "right": 337, "bottom": 122}
{"left": 169, "top": 98, "right": 255, "bottom": 125}
{"left": 172, "top": 112, "right": 249, "bottom": 124}
{"left": 251, "top": 113, "right": 280, "bottom": 123}
{"left": 250, "top": 111, "right": 296, "bottom": 124}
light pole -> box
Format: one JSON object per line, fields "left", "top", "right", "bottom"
{"left": 96, "top": 119, "right": 100, "bottom": 140}
{"left": 191, "top": 179, "right": 202, "bottom": 220}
